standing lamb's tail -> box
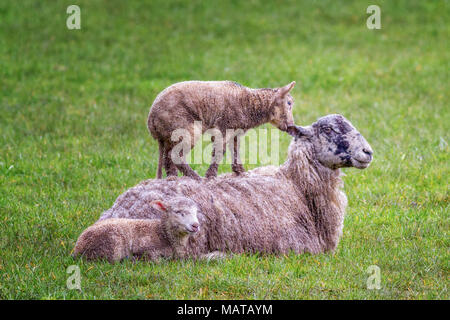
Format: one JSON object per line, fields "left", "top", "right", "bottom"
{"left": 156, "top": 140, "right": 164, "bottom": 179}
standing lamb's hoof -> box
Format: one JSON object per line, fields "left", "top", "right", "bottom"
{"left": 232, "top": 164, "right": 245, "bottom": 176}
{"left": 177, "top": 164, "right": 202, "bottom": 181}
{"left": 186, "top": 172, "right": 202, "bottom": 181}
{"left": 205, "top": 172, "right": 217, "bottom": 179}
{"left": 165, "top": 170, "right": 178, "bottom": 178}
{"left": 205, "top": 165, "right": 218, "bottom": 179}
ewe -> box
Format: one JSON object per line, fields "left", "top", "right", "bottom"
{"left": 73, "top": 197, "right": 200, "bottom": 262}
{"left": 147, "top": 80, "right": 296, "bottom": 179}
{"left": 101, "top": 114, "right": 373, "bottom": 256}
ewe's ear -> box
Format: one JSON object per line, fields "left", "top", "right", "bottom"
{"left": 287, "top": 125, "right": 313, "bottom": 139}
{"left": 278, "top": 81, "right": 296, "bottom": 98}
{"left": 150, "top": 200, "right": 168, "bottom": 212}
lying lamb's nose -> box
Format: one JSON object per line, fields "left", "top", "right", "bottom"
{"left": 363, "top": 148, "right": 373, "bottom": 157}
{"left": 191, "top": 223, "right": 199, "bottom": 230}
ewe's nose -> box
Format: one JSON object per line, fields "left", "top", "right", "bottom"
{"left": 191, "top": 222, "right": 199, "bottom": 232}
{"left": 278, "top": 123, "right": 288, "bottom": 132}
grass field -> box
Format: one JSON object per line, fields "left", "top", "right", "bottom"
{"left": 0, "top": 0, "right": 448, "bottom": 299}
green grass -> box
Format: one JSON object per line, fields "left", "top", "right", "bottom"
{"left": 0, "top": 0, "right": 448, "bottom": 299}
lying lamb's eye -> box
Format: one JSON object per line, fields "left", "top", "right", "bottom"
{"left": 323, "top": 127, "right": 332, "bottom": 134}
{"left": 287, "top": 101, "right": 292, "bottom": 106}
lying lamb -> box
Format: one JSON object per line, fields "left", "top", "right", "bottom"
{"left": 147, "top": 80, "right": 296, "bottom": 179}
{"left": 101, "top": 114, "right": 373, "bottom": 256}
{"left": 73, "top": 197, "right": 200, "bottom": 262}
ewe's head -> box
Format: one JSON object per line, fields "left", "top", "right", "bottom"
{"left": 151, "top": 197, "right": 200, "bottom": 235}
{"left": 270, "top": 81, "right": 296, "bottom": 132}
{"left": 288, "top": 114, "right": 373, "bottom": 169}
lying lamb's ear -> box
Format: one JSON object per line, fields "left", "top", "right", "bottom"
{"left": 150, "top": 200, "right": 167, "bottom": 212}
{"left": 278, "top": 81, "right": 296, "bottom": 98}
{"left": 287, "top": 125, "right": 299, "bottom": 137}
{"left": 287, "top": 125, "right": 313, "bottom": 139}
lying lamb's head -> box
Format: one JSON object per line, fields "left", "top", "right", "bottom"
{"left": 151, "top": 197, "right": 200, "bottom": 235}
{"left": 269, "top": 81, "right": 296, "bottom": 132}
{"left": 287, "top": 114, "right": 373, "bottom": 169}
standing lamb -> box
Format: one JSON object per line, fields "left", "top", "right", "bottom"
{"left": 101, "top": 114, "right": 373, "bottom": 256}
{"left": 73, "top": 197, "right": 200, "bottom": 262}
{"left": 147, "top": 80, "right": 296, "bottom": 180}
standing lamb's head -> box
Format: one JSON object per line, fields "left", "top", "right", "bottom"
{"left": 269, "top": 81, "right": 296, "bottom": 132}
{"left": 287, "top": 114, "right": 373, "bottom": 169}
{"left": 150, "top": 197, "right": 200, "bottom": 235}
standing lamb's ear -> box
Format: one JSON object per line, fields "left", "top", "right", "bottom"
{"left": 278, "top": 81, "right": 296, "bottom": 98}
{"left": 150, "top": 200, "right": 168, "bottom": 212}
{"left": 287, "top": 125, "right": 313, "bottom": 139}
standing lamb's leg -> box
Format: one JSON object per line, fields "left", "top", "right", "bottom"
{"left": 163, "top": 143, "right": 178, "bottom": 177}
{"left": 173, "top": 147, "right": 201, "bottom": 180}
{"left": 156, "top": 140, "right": 164, "bottom": 179}
{"left": 205, "top": 134, "right": 227, "bottom": 178}
{"left": 169, "top": 123, "right": 202, "bottom": 180}
{"left": 231, "top": 135, "right": 245, "bottom": 175}
{"left": 169, "top": 133, "right": 201, "bottom": 180}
